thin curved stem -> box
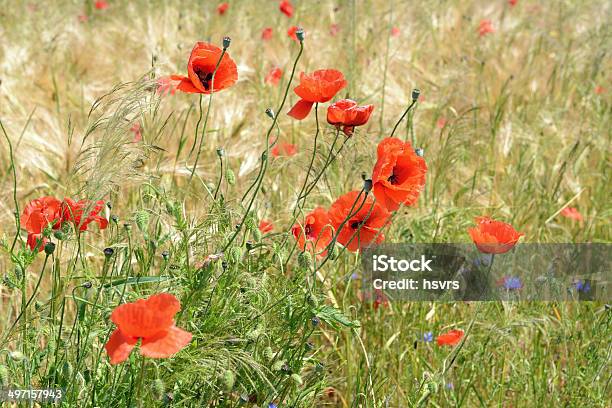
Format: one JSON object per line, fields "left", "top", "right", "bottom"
{"left": 390, "top": 99, "right": 417, "bottom": 138}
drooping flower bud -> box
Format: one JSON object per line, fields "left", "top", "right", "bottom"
{"left": 363, "top": 179, "right": 373, "bottom": 192}
{"left": 298, "top": 251, "right": 312, "bottom": 269}
{"left": 265, "top": 108, "right": 275, "bottom": 119}
{"left": 411, "top": 88, "right": 421, "bottom": 101}
{"left": 216, "top": 147, "right": 225, "bottom": 157}
{"left": 415, "top": 148, "right": 424, "bottom": 157}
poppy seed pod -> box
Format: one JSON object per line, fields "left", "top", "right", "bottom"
{"left": 44, "top": 242, "right": 56, "bottom": 255}
{"left": 53, "top": 230, "right": 66, "bottom": 240}
{"left": 223, "top": 36, "right": 231, "bottom": 49}
{"left": 296, "top": 27, "right": 305, "bottom": 42}
{"left": 265, "top": 108, "right": 275, "bottom": 119}
{"left": 104, "top": 247, "right": 114, "bottom": 258}
{"left": 411, "top": 88, "right": 421, "bottom": 101}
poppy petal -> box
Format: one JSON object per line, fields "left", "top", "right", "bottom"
{"left": 140, "top": 325, "right": 192, "bottom": 358}
{"left": 111, "top": 293, "right": 180, "bottom": 338}
{"left": 177, "top": 77, "right": 202, "bottom": 93}
{"left": 105, "top": 329, "right": 138, "bottom": 365}
{"left": 288, "top": 99, "right": 314, "bottom": 120}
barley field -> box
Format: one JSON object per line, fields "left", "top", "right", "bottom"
{"left": 0, "top": 0, "right": 610, "bottom": 407}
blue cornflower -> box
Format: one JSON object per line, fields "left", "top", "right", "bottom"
{"left": 268, "top": 404, "right": 278, "bottom": 408}
{"left": 502, "top": 276, "right": 522, "bottom": 290}
{"left": 445, "top": 382, "right": 454, "bottom": 390}
{"left": 575, "top": 280, "right": 591, "bottom": 293}
{"left": 423, "top": 332, "right": 433, "bottom": 342}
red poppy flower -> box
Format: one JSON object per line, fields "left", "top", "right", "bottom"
{"left": 373, "top": 288, "right": 389, "bottom": 310}
{"left": 259, "top": 220, "right": 274, "bottom": 234}
{"left": 467, "top": 217, "right": 523, "bottom": 254}
{"left": 287, "top": 25, "right": 299, "bottom": 41}
{"left": 329, "top": 23, "right": 340, "bottom": 36}
{"left": 328, "top": 191, "right": 390, "bottom": 252}
{"left": 508, "top": 0, "right": 518, "bottom": 6}
{"left": 436, "top": 329, "right": 464, "bottom": 346}
{"left": 327, "top": 99, "right": 374, "bottom": 136}
{"left": 595, "top": 85, "right": 605, "bottom": 95}
{"left": 105, "top": 293, "right": 192, "bottom": 365}
{"left": 130, "top": 122, "right": 142, "bottom": 142}
{"left": 261, "top": 27, "right": 273, "bottom": 40}
{"left": 478, "top": 20, "right": 495, "bottom": 36}
{"left": 391, "top": 27, "right": 400, "bottom": 37}
{"left": 291, "top": 207, "right": 333, "bottom": 254}
{"left": 21, "top": 196, "right": 63, "bottom": 251}
{"left": 78, "top": 13, "right": 89, "bottom": 23}
{"left": 169, "top": 42, "right": 238, "bottom": 94}
{"left": 217, "top": 2, "right": 229, "bottom": 15}
{"left": 94, "top": 1, "right": 109, "bottom": 10}
{"left": 371, "top": 138, "right": 427, "bottom": 211}
{"left": 436, "top": 118, "right": 447, "bottom": 129}
{"left": 560, "top": 207, "right": 583, "bottom": 222}
{"left": 62, "top": 198, "right": 108, "bottom": 232}
{"left": 287, "top": 69, "right": 347, "bottom": 120}
{"left": 279, "top": 0, "right": 293, "bottom": 17}
{"left": 265, "top": 67, "right": 283, "bottom": 86}
{"left": 271, "top": 141, "right": 297, "bottom": 157}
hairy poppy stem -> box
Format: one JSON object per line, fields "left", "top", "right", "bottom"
{"left": 292, "top": 103, "right": 320, "bottom": 216}
{"left": 221, "top": 41, "right": 304, "bottom": 252}
{"left": 389, "top": 98, "right": 418, "bottom": 138}
{"left": 188, "top": 48, "right": 228, "bottom": 184}
{"left": 214, "top": 153, "right": 223, "bottom": 200}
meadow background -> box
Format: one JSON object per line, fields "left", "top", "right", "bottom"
{"left": 0, "top": 0, "right": 610, "bottom": 406}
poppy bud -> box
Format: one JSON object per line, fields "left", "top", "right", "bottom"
{"left": 263, "top": 346, "right": 274, "bottom": 361}
{"left": 44, "top": 242, "right": 56, "bottom": 255}
{"left": 252, "top": 227, "right": 262, "bottom": 242}
{"left": 106, "top": 201, "right": 112, "bottom": 209}
{"left": 265, "top": 108, "right": 275, "bottom": 119}
{"left": 290, "top": 373, "right": 303, "bottom": 386}
{"left": 82, "top": 281, "right": 93, "bottom": 289}
{"left": 111, "top": 215, "right": 119, "bottom": 224}
{"left": 104, "top": 247, "right": 114, "bottom": 258}
{"left": 311, "top": 316, "right": 320, "bottom": 327}
{"left": 296, "top": 27, "right": 305, "bottom": 42}
{"left": 411, "top": 88, "right": 421, "bottom": 101}
{"left": 162, "top": 250, "right": 170, "bottom": 260}
{"left": 135, "top": 210, "right": 149, "bottom": 233}
{"left": 0, "top": 364, "right": 8, "bottom": 386}
{"left": 223, "top": 36, "right": 231, "bottom": 49}
{"left": 222, "top": 369, "right": 235, "bottom": 391}
{"left": 123, "top": 223, "right": 132, "bottom": 231}
{"left": 298, "top": 251, "right": 312, "bottom": 269}
{"left": 415, "top": 148, "right": 424, "bottom": 157}
{"left": 152, "top": 378, "right": 165, "bottom": 400}
{"left": 225, "top": 168, "right": 236, "bottom": 185}
{"left": 245, "top": 241, "right": 255, "bottom": 251}
{"left": 363, "top": 179, "right": 373, "bottom": 192}
{"left": 216, "top": 147, "right": 225, "bottom": 157}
